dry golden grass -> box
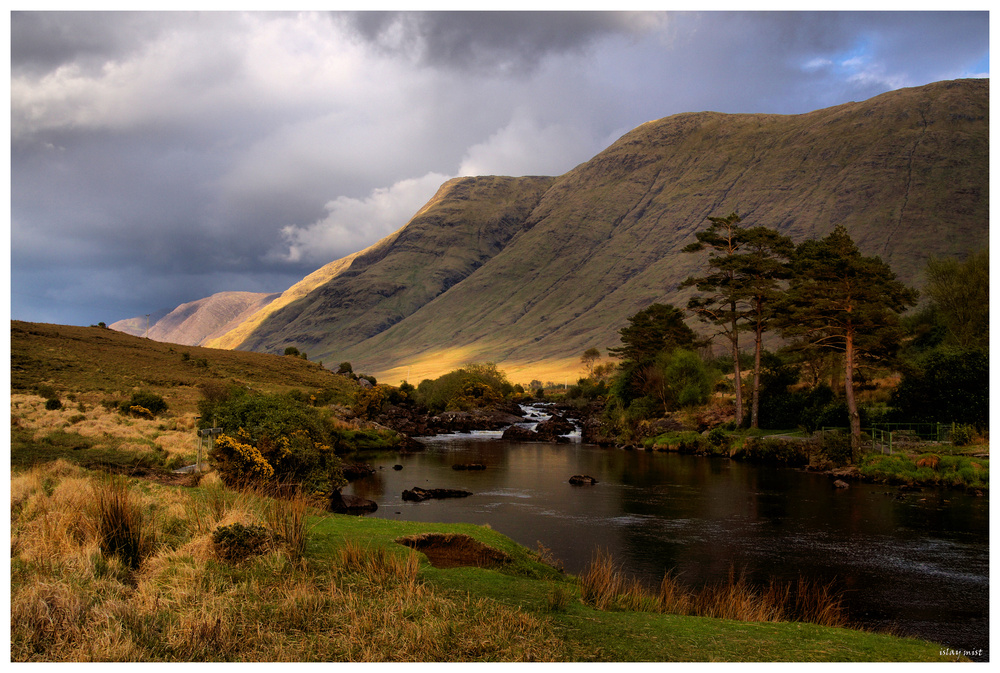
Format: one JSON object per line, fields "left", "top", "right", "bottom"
{"left": 579, "top": 548, "right": 846, "bottom": 628}
{"left": 11, "top": 462, "right": 563, "bottom": 662}
{"left": 12, "top": 393, "right": 199, "bottom": 464}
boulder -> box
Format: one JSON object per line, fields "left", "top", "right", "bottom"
{"left": 329, "top": 491, "right": 378, "bottom": 514}
{"left": 569, "top": 474, "right": 598, "bottom": 485}
{"left": 402, "top": 487, "right": 473, "bottom": 502}
{"left": 833, "top": 479, "right": 850, "bottom": 489}
{"left": 535, "top": 414, "right": 575, "bottom": 439}
{"left": 502, "top": 425, "right": 540, "bottom": 441}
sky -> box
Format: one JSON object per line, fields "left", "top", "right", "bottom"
{"left": 8, "top": 9, "right": 990, "bottom": 327}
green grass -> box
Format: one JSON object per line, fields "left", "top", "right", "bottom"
{"left": 305, "top": 512, "right": 949, "bottom": 662}
{"left": 859, "top": 452, "right": 988, "bottom": 489}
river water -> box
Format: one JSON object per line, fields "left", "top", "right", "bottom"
{"left": 343, "top": 414, "right": 989, "bottom": 660}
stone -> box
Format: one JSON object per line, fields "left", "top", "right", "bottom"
{"left": 569, "top": 474, "right": 598, "bottom": 485}
{"left": 833, "top": 479, "right": 850, "bottom": 489}
{"left": 401, "top": 487, "right": 473, "bottom": 502}
{"left": 501, "top": 425, "right": 540, "bottom": 441}
{"left": 329, "top": 491, "right": 378, "bottom": 514}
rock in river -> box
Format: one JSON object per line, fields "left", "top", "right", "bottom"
{"left": 569, "top": 475, "right": 598, "bottom": 485}
{"left": 402, "top": 487, "right": 473, "bottom": 502}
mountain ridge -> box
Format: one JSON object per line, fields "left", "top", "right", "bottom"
{"left": 127, "top": 79, "right": 988, "bottom": 384}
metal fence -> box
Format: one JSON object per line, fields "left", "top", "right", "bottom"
{"left": 820, "top": 423, "right": 952, "bottom": 455}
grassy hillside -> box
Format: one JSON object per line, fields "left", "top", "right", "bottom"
{"left": 11, "top": 321, "right": 358, "bottom": 416}
{"left": 220, "top": 175, "right": 554, "bottom": 360}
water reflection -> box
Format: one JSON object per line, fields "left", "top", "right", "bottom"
{"left": 344, "top": 436, "right": 988, "bottom": 658}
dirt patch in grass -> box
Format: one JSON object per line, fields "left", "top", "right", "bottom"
{"left": 396, "top": 533, "right": 512, "bottom": 569}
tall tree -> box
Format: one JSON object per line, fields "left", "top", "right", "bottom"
{"left": 777, "top": 225, "right": 918, "bottom": 460}
{"left": 730, "top": 226, "right": 794, "bottom": 429}
{"left": 680, "top": 212, "right": 747, "bottom": 426}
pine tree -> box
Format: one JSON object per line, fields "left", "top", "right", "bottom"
{"left": 730, "top": 226, "right": 794, "bottom": 429}
{"left": 680, "top": 212, "right": 747, "bottom": 426}
{"left": 777, "top": 225, "right": 917, "bottom": 460}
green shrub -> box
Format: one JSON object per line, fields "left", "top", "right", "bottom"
{"left": 731, "top": 437, "right": 809, "bottom": 466}
{"left": 119, "top": 391, "right": 168, "bottom": 417}
{"left": 950, "top": 424, "right": 976, "bottom": 446}
{"left": 204, "top": 389, "right": 346, "bottom": 495}
{"left": 707, "top": 427, "right": 728, "bottom": 448}
{"left": 44, "top": 397, "right": 62, "bottom": 410}
{"left": 819, "top": 432, "right": 853, "bottom": 466}
{"left": 414, "top": 363, "right": 513, "bottom": 413}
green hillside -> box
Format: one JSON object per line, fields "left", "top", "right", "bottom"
{"left": 218, "top": 79, "right": 987, "bottom": 383}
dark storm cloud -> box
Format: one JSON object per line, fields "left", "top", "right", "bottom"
{"left": 340, "top": 11, "right": 659, "bottom": 74}
{"left": 9, "top": 11, "right": 989, "bottom": 327}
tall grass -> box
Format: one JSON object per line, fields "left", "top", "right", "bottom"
{"left": 11, "top": 463, "right": 562, "bottom": 662}
{"left": 91, "top": 476, "right": 154, "bottom": 570}
{"left": 579, "top": 548, "right": 846, "bottom": 628}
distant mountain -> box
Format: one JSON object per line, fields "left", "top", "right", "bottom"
{"left": 204, "top": 79, "right": 987, "bottom": 383}
{"left": 111, "top": 291, "right": 280, "bottom": 347}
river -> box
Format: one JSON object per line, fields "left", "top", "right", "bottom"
{"left": 343, "top": 411, "right": 989, "bottom": 660}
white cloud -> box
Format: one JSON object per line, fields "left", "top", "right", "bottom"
{"left": 458, "top": 111, "right": 595, "bottom": 177}
{"left": 272, "top": 171, "right": 452, "bottom": 265}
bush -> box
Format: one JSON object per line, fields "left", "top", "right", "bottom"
{"left": 204, "top": 389, "right": 346, "bottom": 495}
{"left": 414, "top": 363, "right": 513, "bottom": 413}
{"left": 707, "top": 427, "right": 729, "bottom": 448}
{"left": 44, "top": 398, "right": 62, "bottom": 410}
{"left": 119, "top": 391, "right": 168, "bottom": 417}
{"left": 731, "top": 437, "right": 810, "bottom": 466}
{"left": 950, "top": 424, "right": 976, "bottom": 446}
{"left": 819, "top": 432, "right": 852, "bottom": 466}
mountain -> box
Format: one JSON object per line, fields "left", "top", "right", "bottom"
{"left": 111, "top": 291, "right": 280, "bottom": 346}
{"left": 205, "top": 79, "right": 986, "bottom": 383}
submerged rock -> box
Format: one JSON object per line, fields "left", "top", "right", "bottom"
{"left": 452, "top": 463, "right": 487, "bottom": 470}
{"left": 569, "top": 474, "right": 598, "bottom": 485}
{"left": 402, "top": 487, "right": 473, "bottom": 502}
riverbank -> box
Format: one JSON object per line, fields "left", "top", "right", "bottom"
{"left": 10, "top": 460, "right": 958, "bottom": 662}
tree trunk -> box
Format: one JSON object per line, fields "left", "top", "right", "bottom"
{"left": 844, "top": 330, "right": 861, "bottom": 462}
{"left": 751, "top": 322, "right": 762, "bottom": 429}
{"left": 730, "top": 308, "right": 743, "bottom": 427}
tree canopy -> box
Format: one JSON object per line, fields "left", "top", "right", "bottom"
{"left": 607, "top": 303, "right": 698, "bottom": 367}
